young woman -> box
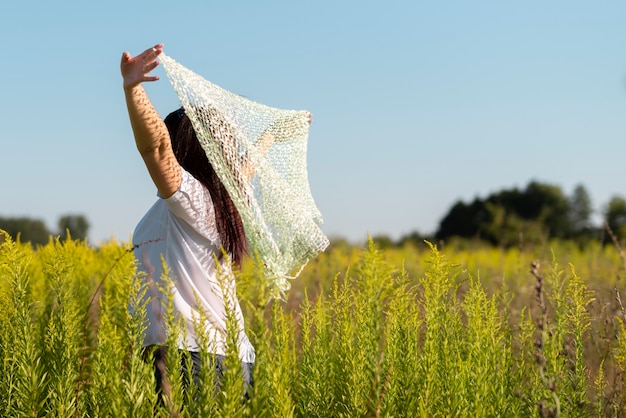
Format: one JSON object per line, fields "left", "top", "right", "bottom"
{"left": 120, "top": 44, "right": 254, "bottom": 400}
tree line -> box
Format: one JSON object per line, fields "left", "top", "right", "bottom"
{"left": 0, "top": 214, "right": 90, "bottom": 246}
{"left": 376, "top": 181, "right": 626, "bottom": 249}
{"left": 4, "top": 181, "right": 626, "bottom": 249}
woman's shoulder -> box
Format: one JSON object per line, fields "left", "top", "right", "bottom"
{"left": 164, "top": 168, "right": 218, "bottom": 241}
{"left": 167, "top": 168, "right": 208, "bottom": 202}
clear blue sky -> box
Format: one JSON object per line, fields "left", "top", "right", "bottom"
{"left": 1, "top": 1, "right": 625, "bottom": 244}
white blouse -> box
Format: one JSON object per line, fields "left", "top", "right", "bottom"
{"left": 132, "top": 169, "right": 254, "bottom": 363}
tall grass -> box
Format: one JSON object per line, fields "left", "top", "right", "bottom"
{"left": 2, "top": 230, "right": 626, "bottom": 416}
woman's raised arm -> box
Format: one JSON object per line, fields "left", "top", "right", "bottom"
{"left": 121, "top": 44, "right": 181, "bottom": 198}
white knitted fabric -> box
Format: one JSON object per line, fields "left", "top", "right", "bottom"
{"left": 160, "top": 53, "right": 329, "bottom": 298}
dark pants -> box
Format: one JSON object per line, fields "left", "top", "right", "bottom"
{"left": 146, "top": 345, "right": 254, "bottom": 401}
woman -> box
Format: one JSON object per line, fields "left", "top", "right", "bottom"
{"left": 120, "top": 44, "right": 254, "bottom": 400}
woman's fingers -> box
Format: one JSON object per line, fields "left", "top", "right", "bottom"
{"left": 141, "top": 44, "right": 163, "bottom": 63}
{"left": 143, "top": 60, "right": 160, "bottom": 74}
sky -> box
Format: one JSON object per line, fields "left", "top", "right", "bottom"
{"left": 1, "top": 1, "right": 625, "bottom": 245}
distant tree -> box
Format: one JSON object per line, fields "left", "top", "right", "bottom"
{"left": 604, "top": 195, "right": 626, "bottom": 241}
{"left": 0, "top": 217, "right": 51, "bottom": 246}
{"left": 482, "top": 202, "right": 541, "bottom": 247}
{"left": 436, "top": 180, "right": 571, "bottom": 246}
{"left": 371, "top": 234, "right": 394, "bottom": 250}
{"left": 568, "top": 184, "right": 593, "bottom": 238}
{"left": 436, "top": 198, "right": 489, "bottom": 242}
{"left": 515, "top": 181, "right": 570, "bottom": 238}
{"left": 58, "top": 214, "right": 90, "bottom": 241}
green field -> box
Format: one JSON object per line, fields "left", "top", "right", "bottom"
{"left": 1, "top": 230, "right": 625, "bottom": 417}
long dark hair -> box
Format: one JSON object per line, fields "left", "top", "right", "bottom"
{"left": 164, "top": 107, "right": 248, "bottom": 266}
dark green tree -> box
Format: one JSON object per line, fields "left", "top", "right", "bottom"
{"left": 435, "top": 198, "right": 490, "bottom": 242}
{"left": 604, "top": 195, "right": 626, "bottom": 241}
{"left": 58, "top": 214, "right": 90, "bottom": 241}
{"left": 518, "top": 181, "right": 570, "bottom": 238}
{"left": 436, "top": 180, "right": 572, "bottom": 246}
{"left": 568, "top": 184, "right": 594, "bottom": 239}
{"left": 371, "top": 234, "right": 394, "bottom": 250}
{"left": 0, "top": 217, "right": 52, "bottom": 246}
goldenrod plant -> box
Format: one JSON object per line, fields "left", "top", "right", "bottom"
{"left": 1, "top": 230, "right": 626, "bottom": 416}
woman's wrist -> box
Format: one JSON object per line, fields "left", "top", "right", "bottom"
{"left": 123, "top": 80, "right": 142, "bottom": 92}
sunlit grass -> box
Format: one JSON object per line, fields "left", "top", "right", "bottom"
{"left": 1, "top": 230, "right": 626, "bottom": 416}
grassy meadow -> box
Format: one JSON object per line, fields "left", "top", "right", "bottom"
{"left": 1, "top": 229, "right": 626, "bottom": 417}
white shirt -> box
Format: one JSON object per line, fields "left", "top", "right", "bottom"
{"left": 132, "top": 169, "right": 255, "bottom": 363}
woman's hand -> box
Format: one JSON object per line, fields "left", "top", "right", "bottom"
{"left": 120, "top": 44, "right": 163, "bottom": 90}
